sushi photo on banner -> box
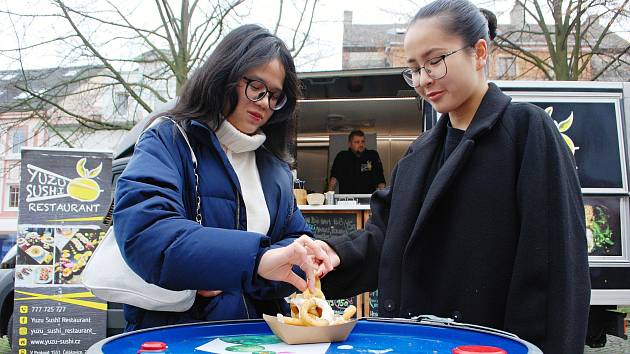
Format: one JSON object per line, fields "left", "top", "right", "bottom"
{"left": 54, "top": 226, "right": 104, "bottom": 285}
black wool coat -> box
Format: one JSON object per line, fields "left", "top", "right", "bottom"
{"left": 322, "top": 83, "right": 591, "bottom": 354}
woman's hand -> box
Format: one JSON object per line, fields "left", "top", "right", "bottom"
{"left": 257, "top": 235, "right": 333, "bottom": 292}
{"left": 313, "top": 240, "right": 340, "bottom": 277}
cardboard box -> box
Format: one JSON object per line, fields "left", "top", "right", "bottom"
{"left": 262, "top": 314, "right": 356, "bottom": 345}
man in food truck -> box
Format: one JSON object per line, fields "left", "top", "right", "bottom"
{"left": 328, "top": 130, "right": 386, "bottom": 194}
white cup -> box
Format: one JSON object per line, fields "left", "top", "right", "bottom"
{"left": 324, "top": 191, "right": 335, "bottom": 205}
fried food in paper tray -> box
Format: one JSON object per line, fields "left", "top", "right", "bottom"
{"left": 263, "top": 277, "right": 357, "bottom": 344}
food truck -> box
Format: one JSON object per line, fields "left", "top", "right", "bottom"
{"left": 1, "top": 69, "right": 628, "bottom": 349}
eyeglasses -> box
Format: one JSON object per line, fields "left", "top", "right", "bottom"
{"left": 242, "top": 76, "right": 287, "bottom": 111}
{"left": 401, "top": 46, "right": 471, "bottom": 87}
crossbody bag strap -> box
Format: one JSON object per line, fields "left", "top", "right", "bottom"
{"left": 106, "top": 118, "right": 203, "bottom": 227}
{"left": 103, "top": 200, "right": 115, "bottom": 227}
{"left": 168, "top": 119, "right": 203, "bottom": 225}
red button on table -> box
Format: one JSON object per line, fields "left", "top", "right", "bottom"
{"left": 137, "top": 341, "right": 168, "bottom": 353}
{"left": 453, "top": 345, "right": 507, "bottom": 354}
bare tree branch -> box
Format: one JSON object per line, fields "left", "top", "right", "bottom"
{"left": 54, "top": 0, "right": 152, "bottom": 111}
{"left": 591, "top": 46, "right": 630, "bottom": 80}
{"left": 274, "top": 0, "right": 284, "bottom": 35}
{"left": 293, "top": 0, "right": 318, "bottom": 58}
{"left": 61, "top": 5, "right": 167, "bottom": 39}
{"left": 15, "top": 84, "right": 130, "bottom": 130}
{"left": 191, "top": 0, "right": 243, "bottom": 67}
{"left": 1, "top": 0, "right": 322, "bottom": 152}
{"left": 494, "top": 0, "right": 629, "bottom": 80}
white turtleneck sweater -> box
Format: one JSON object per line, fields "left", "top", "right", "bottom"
{"left": 215, "top": 121, "right": 270, "bottom": 235}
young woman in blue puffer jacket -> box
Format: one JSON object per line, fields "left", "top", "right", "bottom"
{"left": 114, "top": 24, "right": 332, "bottom": 331}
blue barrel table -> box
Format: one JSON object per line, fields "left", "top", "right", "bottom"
{"left": 88, "top": 317, "right": 542, "bottom": 353}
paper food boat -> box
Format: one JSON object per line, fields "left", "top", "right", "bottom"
{"left": 262, "top": 313, "right": 356, "bottom": 345}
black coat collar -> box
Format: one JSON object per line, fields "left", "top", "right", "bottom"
{"left": 401, "top": 83, "right": 512, "bottom": 257}
{"left": 423, "top": 83, "right": 511, "bottom": 144}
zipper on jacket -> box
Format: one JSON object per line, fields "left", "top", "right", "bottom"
{"left": 242, "top": 294, "right": 251, "bottom": 319}
{"left": 234, "top": 191, "right": 250, "bottom": 319}
{"left": 235, "top": 191, "right": 241, "bottom": 229}
{"left": 278, "top": 168, "right": 295, "bottom": 237}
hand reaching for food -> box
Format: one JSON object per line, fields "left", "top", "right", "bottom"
{"left": 257, "top": 235, "right": 334, "bottom": 292}
{"left": 277, "top": 276, "right": 356, "bottom": 326}
{"left": 312, "top": 240, "right": 340, "bottom": 277}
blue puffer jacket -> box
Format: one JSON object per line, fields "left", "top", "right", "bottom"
{"left": 113, "top": 119, "right": 311, "bottom": 331}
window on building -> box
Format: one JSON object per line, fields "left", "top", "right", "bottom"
{"left": 497, "top": 56, "right": 517, "bottom": 79}
{"left": 11, "top": 129, "right": 26, "bottom": 153}
{"left": 8, "top": 163, "right": 20, "bottom": 179}
{"left": 8, "top": 185, "right": 19, "bottom": 208}
{"left": 0, "top": 73, "right": 17, "bottom": 81}
{"left": 114, "top": 92, "right": 129, "bottom": 117}
{"left": 13, "top": 91, "right": 30, "bottom": 100}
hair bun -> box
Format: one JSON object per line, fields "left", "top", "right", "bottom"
{"left": 480, "top": 8, "right": 497, "bottom": 40}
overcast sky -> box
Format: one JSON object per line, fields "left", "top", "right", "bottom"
{"left": 0, "top": 0, "right": 625, "bottom": 73}
{"left": 274, "top": 0, "right": 515, "bottom": 71}
{"left": 0, "top": 0, "right": 518, "bottom": 72}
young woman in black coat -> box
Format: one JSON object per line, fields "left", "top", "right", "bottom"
{"left": 313, "top": 0, "right": 591, "bottom": 352}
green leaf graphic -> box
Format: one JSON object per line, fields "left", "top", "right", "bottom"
{"left": 88, "top": 162, "right": 103, "bottom": 178}
{"left": 557, "top": 112, "right": 574, "bottom": 133}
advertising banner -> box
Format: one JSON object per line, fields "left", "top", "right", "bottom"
{"left": 12, "top": 148, "right": 111, "bottom": 353}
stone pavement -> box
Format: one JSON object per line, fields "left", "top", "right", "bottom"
{"left": 584, "top": 335, "right": 630, "bottom": 354}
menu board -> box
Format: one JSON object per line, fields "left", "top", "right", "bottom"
{"left": 303, "top": 212, "right": 359, "bottom": 241}
{"left": 367, "top": 290, "right": 378, "bottom": 317}
{"left": 327, "top": 297, "right": 359, "bottom": 318}
{"left": 13, "top": 148, "right": 111, "bottom": 353}
{"left": 303, "top": 211, "right": 362, "bottom": 317}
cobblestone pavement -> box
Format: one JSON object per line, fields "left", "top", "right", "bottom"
{"left": 584, "top": 335, "right": 630, "bottom": 354}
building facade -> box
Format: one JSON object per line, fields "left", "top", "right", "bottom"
{"left": 0, "top": 66, "right": 142, "bottom": 248}
{"left": 342, "top": 3, "right": 630, "bottom": 81}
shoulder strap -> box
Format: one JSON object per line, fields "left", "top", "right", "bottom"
{"left": 168, "top": 119, "right": 202, "bottom": 225}
{"left": 104, "top": 118, "right": 202, "bottom": 227}
{"left": 103, "top": 199, "right": 115, "bottom": 227}
{"left": 168, "top": 118, "right": 197, "bottom": 166}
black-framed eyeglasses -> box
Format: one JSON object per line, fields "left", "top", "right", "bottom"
{"left": 402, "top": 46, "right": 471, "bottom": 87}
{"left": 242, "top": 76, "right": 287, "bottom": 111}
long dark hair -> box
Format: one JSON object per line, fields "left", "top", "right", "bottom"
{"left": 410, "top": 0, "right": 497, "bottom": 48}
{"left": 161, "top": 24, "right": 300, "bottom": 163}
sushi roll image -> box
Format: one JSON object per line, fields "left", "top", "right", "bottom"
{"left": 70, "top": 238, "right": 85, "bottom": 252}
{"left": 62, "top": 267, "right": 73, "bottom": 280}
